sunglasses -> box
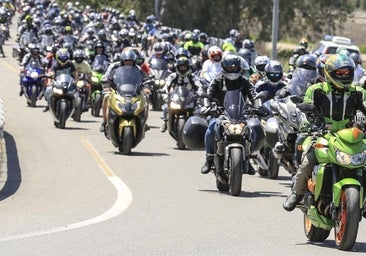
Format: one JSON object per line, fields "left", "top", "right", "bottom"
{"left": 335, "top": 69, "right": 351, "bottom": 76}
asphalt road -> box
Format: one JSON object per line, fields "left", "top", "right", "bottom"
{"left": 0, "top": 19, "right": 365, "bottom": 256}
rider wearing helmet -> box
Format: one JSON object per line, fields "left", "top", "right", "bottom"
{"left": 72, "top": 49, "right": 93, "bottom": 105}
{"left": 201, "top": 54, "right": 255, "bottom": 179}
{"left": 44, "top": 48, "right": 78, "bottom": 112}
{"left": 283, "top": 53, "right": 366, "bottom": 213}
{"left": 315, "top": 54, "right": 328, "bottom": 82}
{"left": 288, "top": 37, "right": 310, "bottom": 79}
{"left": 249, "top": 55, "right": 270, "bottom": 85}
{"left": 349, "top": 52, "right": 365, "bottom": 85}
{"left": 200, "top": 46, "right": 223, "bottom": 82}
{"left": 99, "top": 50, "right": 151, "bottom": 133}
{"left": 160, "top": 56, "right": 200, "bottom": 132}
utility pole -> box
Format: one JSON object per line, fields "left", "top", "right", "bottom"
{"left": 271, "top": 0, "right": 280, "bottom": 60}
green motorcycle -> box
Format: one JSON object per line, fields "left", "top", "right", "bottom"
{"left": 90, "top": 68, "right": 104, "bottom": 117}
{"left": 298, "top": 103, "right": 366, "bottom": 251}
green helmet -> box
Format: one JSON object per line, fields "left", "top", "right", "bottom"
{"left": 324, "top": 53, "right": 355, "bottom": 90}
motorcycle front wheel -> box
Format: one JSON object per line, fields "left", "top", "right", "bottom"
{"left": 229, "top": 148, "right": 243, "bottom": 196}
{"left": 73, "top": 97, "right": 83, "bottom": 122}
{"left": 92, "top": 93, "right": 102, "bottom": 117}
{"left": 30, "top": 85, "right": 37, "bottom": 107}
{"left": 335, "top": 186, "right": 360, "bottom": 251}
{"left": 176, "top": 118, "right": 186, "bottom": 150}
{"left": 58, "top": 101, "right": 68, "bottom": 129}
{"left": 119, "top": 126, "right": 133, "bottom": 155}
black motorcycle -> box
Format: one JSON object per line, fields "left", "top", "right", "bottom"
{"left": 149, "top": 58, "right": 170, "bottom": 111}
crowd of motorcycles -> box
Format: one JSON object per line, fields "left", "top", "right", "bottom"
{"left": 3, "top": 0, "right": 366, "bottom": 251}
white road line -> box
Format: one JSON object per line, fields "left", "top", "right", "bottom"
{"left": 0, "top": 139, "right": 133, "bottom": 242}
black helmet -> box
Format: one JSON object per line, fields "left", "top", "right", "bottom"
{"left": 237, "top": 48, "right": 253, "bottom": 66}
{"left": 182, "top": 116, "right": 207, "bottom": 150}
{"left": 264, "top": 60, "right": 283, "bottom": 84}
{"left": 175, "top": 56, "right": 190, "bottom": 76}
{"left": 295, "top": 54, "right": 316, "bottom": 70}
{"left": 94, "top": 40, "right": 105, "bottom": 53}
{"left": 221, "top": 54, "right": 242, "bottom": 80}
{"left": 350, "top": 52, "right": 362, "bottom": 65}
{"left": 175, "top": 47, "right": 190, "bottom": 60}
{"left": 73, "top": 49, "right": 85, "bottom": 63}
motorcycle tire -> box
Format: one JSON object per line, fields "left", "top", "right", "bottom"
{"left": 119, "top": 126, "right": 133, "bottom": 155}
{"left": 303, "top": 213, "right": 330, "bottom": 242}
{"left": 30, "top": 85, "right": 37, "bottom": 107}
{"left": 335, "top": 186, "right": 360, "bottom": 251}
{"left": 258, "top": 147, "right": 269, "bottom": 177}
{"left": 93, "top": 94, "right": 102, "bottom": 117}
{"left": 176, "top": 118, "right": 186, "bottom": 150}
{"left": 268, "top": 149, "right": 279, "bottom": 180}
{"left": 73, "top": 97, "right": 83, "bottom": 122}
{"left": 58, "top": 101, "right": 68, "bottom": 129}
{"left": 229, "top": 148, "right": 243, "bottom": 196}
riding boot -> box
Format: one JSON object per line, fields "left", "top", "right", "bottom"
{"left": 201, "top": 154, "right": 214, "bottom": 174}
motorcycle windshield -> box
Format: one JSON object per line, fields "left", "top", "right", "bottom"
{"left": 289, "top": 68, "right": 317, "bottom": 97}
{"left": 113, "top": 66, "right": 143, "bottom": 96}
{"left": 149, "top": 58, "right": 168, "bottom": 70}
{"left": 54, "top": 74, "right": 74, "bottom": 89}
{"left": 223, "top": 90, "right": 247, "bottom": 123}
{"left": 92, "top": 56, "right": 109, "bottom": 73}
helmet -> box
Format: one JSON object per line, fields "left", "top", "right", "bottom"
{"left": 295, "top": 54, "right": 316, "bottom": 70}
{"left": 254, "top": 55, "right": 270, "bottom": 73}
{"left": 242, "top": 39, "right": 255, "bottom": 50}
{"left": 28, "top": 43, "right": 40, "bottom": 55}
{"left": 299, "top": 37, "right": 308, "bottom": 49}
{"left": 221, "top": 54, "right": 242, "bottom": 80}
{"left": 94, "top": 40, "right": 105, "bottom": 52}
{"left": 121, "top": 50, "right": 136, "bottom": 65}
{"left": 55, "top": 48, "right": 70, "bottom": 65}
{"left": 25, "top": 14, "right": 33, "bottom": 22}
{"left": 73, "top": 49, "right": 85, "bottom": 63}
{"left": 324, "top": 53, "right": 355, "bottom": 90}
{"left": 264, "top": 60, "right": 283, "bottom": 84}
{"left": 153, "top": 42, "right": 164, "bottom": 56}
{"left": 130, "top": 48, "right": 145, "bottom": 66}
{"left": 175, "top": 56, "right": 190, "bottom": 77}
{"left": 198, "top": 32, "right": 208, "bottom": 42}
{"left": 64, "top": 25, "right": 72, "bottom": 34}
{"left": 350, "top": 52, "right": 362, "bottom": 65}
{"left": 237, "top": 48, "right": 252, "bottom": 66}
{"left": 97, "top": 29, "right": 107, "bottom": 40}
{"left": 316, "top": 54, "right": 328, "bottom": 82}
{"left": 229, "top": 29, "right": 238, "bottom": 38}
{"left": 175, "top": 47, "right": 190, "bottom": 60}
{"left": 208, "top": 46, "right": 222, "bottom": 62}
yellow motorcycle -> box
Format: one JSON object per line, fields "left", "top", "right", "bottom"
{"left": 106, "top": 66, "right": 149, "bottom": 155}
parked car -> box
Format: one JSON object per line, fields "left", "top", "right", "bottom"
{"left": 311, "top": 35, "right": 360, "bottom": 56}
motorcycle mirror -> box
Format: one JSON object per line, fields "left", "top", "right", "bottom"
{"left": 290, "top": 95, "right": 303, "bottom": 104}
{"left": 297, "top": 103, "right": 316, "bottom": 113}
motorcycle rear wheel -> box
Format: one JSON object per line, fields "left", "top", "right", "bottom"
{"left": 229, "top": 148, "right": 243, "bottom": 196}
{"left": 92, "top": 94, "right": 102, "bottom": 117}
{"left": 119, "top": 126, "right": 133, "bottom": 155}
{"left": 303, "top": 213, "right": 330, "bottom": 242}
{"left": 335, "top": 186, "right": 360, "bottom": 251}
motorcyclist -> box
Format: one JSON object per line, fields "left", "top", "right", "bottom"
{"left": 249, "top": 55, "right": 270, "bottom": 86}
{"left": 19, "top": 43, "right": 45, "bottom": 96}
{"left": 349, "top": 52, "right": 365, "bottom": 85}
{"left": 283, "top": 53, "right": 366, "bottom": 212}
{"left": 201, "top": 54, "right": 256, "bottom": 178}
{"left": 99, "top": 50, "right": 151, "bottom": 133}
{"left": 183, "top": 33, "right": 204, "bottom": 56}
{"left": 199, "top": 46, "right": 223, "bottom": 83}
{"left": 44, "top": 48, "right": 78, "bottom": 112}
{"left": 17, "top": 14, "right": 39, "bottom": 42}
{"left": 72, "top": 49, "right": 93, "bottom": 106}
{"left": 287, "top": 38, "right": 309, "bottom": 79}
{"left": 160, "top": 56, "right": 200, "bottom": 132}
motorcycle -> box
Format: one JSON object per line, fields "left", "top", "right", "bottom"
{"left": 105, "top": 66, "right": 148, "bottom": 155}
{"left": 20, "top": 61, "right": 45, "bottom": 107}
{"left": 262, "top": 66, "right": 316, "bottom": 179}
{"left": 213, "top": 90, "right": 265, "bottom": 196}
{"left": 149, "top": 58, "right": 170, "bottom": 111}
{"left": 296, "top": 103, "right": 366, "bottom": 251}
{"left": 47, "top": 74, "right": 78, "bottom": 129}
{"left": 90, "top": 56, "right": 109, "bottom": 117}
{"left": 166, "top": 85, "right": 197, "bottom": 149}
{"left": 73, "top": 73, "right": 89, "bottom": 122}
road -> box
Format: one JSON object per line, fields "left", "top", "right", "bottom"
{"left": 0, "top": 20, "right": 365, "bottom": 256}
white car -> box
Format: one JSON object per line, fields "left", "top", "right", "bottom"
{"left": 311, "top": 35, "right": 360, "bottom": 56}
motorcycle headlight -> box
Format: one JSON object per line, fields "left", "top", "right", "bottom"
{"left": 30, "top": 71, "right": 39, "bottom": 79}
{"left": 223, "top": 121, "right": 246, "bottom": 136}
{"left": 159, "top": 80, "right": 165, "bottom": 87}
{"left": 52, "top": 87, "right": 63, "bottom": 95}
{"left": 335, "top": 150, "right": 366, "bottom": 165}
{"left": 170, "top": 101, "right": 181, "bottom": 109}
